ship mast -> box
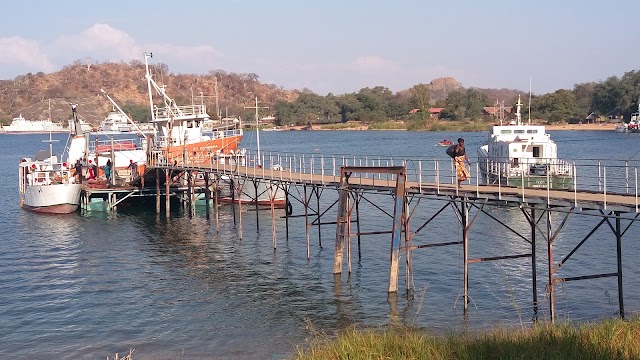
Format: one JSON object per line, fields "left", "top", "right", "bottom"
{"left": 244, "top": 97, "right": 268, "bottom": 167}
{"left": 516, "top": 95, "right": 522, "bottom": 125}
{"left": 43, "top": 99, "right": 58, "bottom": 164}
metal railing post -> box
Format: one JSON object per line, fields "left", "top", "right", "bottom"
{"left": 419, "top": 160, "right": 422, "bottom": 192}
{"left": 598, "top": 161, "right": 602, "bottom": 191}
{"left": 604, "top": 165, "right": 607, "bottom": 209}
{"left": 634, "top": 166, "right": 638, "bottom": 212}
{"left": 626, "top": 160, "right": 629, "bottom": 194}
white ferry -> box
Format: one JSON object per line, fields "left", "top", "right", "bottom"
{"left": 3, "top": 114, "right": 67, "bottom": 133}
{"left": 99, "top": 109, "right": 132, "bottom": 132}
{"left": 477, "top": 96, "right": 573, "bottom": 189}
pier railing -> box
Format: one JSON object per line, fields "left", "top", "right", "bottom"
{"left": 150, "top": 149, "right": 640, "bottom": 205}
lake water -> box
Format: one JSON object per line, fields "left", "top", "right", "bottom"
{"left": 1, "top": 129, "right": 640, "bottom": 359}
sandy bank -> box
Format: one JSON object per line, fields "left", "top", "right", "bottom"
{"left": 279, "top": 122, "right": 618, "bottom": 131}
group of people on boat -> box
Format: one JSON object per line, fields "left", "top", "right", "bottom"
{"left": 71, "top": 158, "right": 112, "bottom": 184}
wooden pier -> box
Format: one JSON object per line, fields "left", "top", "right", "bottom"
{"left": 81, "top": 153, "right": 640, "bottom": 323}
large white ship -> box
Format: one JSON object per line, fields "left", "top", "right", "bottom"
{"left": 3, "top": 114, "right": 67, "bottom": 133}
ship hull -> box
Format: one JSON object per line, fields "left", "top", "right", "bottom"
{"left": 21, "top": 184, "right": 82, "bottom": 214}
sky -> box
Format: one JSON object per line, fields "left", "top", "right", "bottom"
{"left": 1, "top": 0, "right": 639, "bottom": 96}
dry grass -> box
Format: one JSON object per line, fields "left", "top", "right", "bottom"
{"left": 295, "top": 317, "right": 640, "bottom": 360}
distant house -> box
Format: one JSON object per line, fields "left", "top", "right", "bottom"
{"left": 605, "top": 107, "right": 624, "bottom": 123}
{"left": 482, "top": 106, "right": 512, "bottom": 117}
{"left": 584, "top": 112, "right": 600, "bottom": 124}
{"left": 428, "top": 107, "right": 444, "bottom": 119}
{"left": 408, "top": 107, "right": 444, "bottom": 119}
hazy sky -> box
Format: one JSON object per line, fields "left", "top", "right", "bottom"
{"left": 1, "top": 0, "right": 639, "bottom": 96}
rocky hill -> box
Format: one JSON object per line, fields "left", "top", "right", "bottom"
{"left": 0, "top": 61, "right": 524, "bottom": 125}
{"left": 0, "top": 60, "right": 300, "bottom": 126}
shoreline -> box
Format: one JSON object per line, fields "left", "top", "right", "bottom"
{"left": 278, "top": 122, "right": 618, "bottom": 131}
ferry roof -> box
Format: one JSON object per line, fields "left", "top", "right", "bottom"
{"left": 491, "top": 125, "right": 547, "bottom": 136}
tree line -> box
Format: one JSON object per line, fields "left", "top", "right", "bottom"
{"left": 270, "top": 70, "right": 640, "bottom": 126}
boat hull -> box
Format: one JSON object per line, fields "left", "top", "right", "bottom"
{"left": 164, "top": 135, "right": 243, "bottom": 164}
{"left": 21, "top": 183, "right": 82, "bottom": 214}
{"left": 480, "top": 173, "right": 573, "bottom": 190}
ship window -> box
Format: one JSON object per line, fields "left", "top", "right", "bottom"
{"left": 533, "top": 146, "right": 541, "bottom": 158}
{"left": 514, "top": 130, "right": 525, "bottom": 134}
{"left": 512, "top": 148, "right": 518, "bottom": 152}
{"left": 527, "top": 130, "right": 538, "bottom": 134}
{"left": 501, "top": 130, "right": 512, "bottom": 134}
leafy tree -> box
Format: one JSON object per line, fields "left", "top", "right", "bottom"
{"left": 531, "top": 89, "right": 577, "bottom": 123}
{"left": 410, "top": 84, "right": 431, "bottom": 120}
{"left": 440, "top": 89, "right": 488, "bottom": 120}
{"left": 573, "top": 82, "right": 595, "bottom": 116}
{"left": 335, "top": 93, "right": 362, "bottom": 123}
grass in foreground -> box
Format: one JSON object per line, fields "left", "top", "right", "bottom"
{"left": 295, "top": 318, "right": 640, "bottom": 359}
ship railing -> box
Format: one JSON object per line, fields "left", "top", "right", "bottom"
{"left": 480, "top": 157, "right": 574, "bottom": 178}
{"left": 150, "top": 150, "right": 640, "bottom": 210}
{"left": 153, "top": 104, "right": 208, "bottom": 120}
{"left": 88, "top": 137, "right": 145, "bottom": 153}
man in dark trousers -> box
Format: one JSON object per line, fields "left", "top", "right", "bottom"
{"left": 74, "top": 159, "right": 83, "bottom": 184}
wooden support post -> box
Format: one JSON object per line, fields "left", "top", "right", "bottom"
{"left": 615, "top": 211, "right": 625, "bottom": 319}
{"left": 231, "top": 178, "right": 237, "bottom": 225}
{"left": 214, "top": 174, "right": 220, "bottom": 233}
{"left": 347, "top": 193, "right": 352, "bottom": 274}
{"left": 530, "top": 207, "right": 538, "bottom": 320}
{"left": 204, "top": 172, "right": 210, "bottom": 220}
{"left": 388, "top": 170, "right": 406, "bottom": 293}
{"left": 355, "top": 192, "right": 362, "bottom": 259}
{"left": 237, "top": 180, "right": 243, "bottom": 240}
{"left": 316, "top": 187, "right": 322, "bottom": 247}
{"left": 155, "top": 168, "right": 161, "bottom": 214}
{"left": 187, "top": 171, "right": 193, "bottom": 217}
{"left": 333, "top": 173, "right": 349, "bottom": 275}
{"left": 404, "top": 200, "right": 411, "bottom": 293}
{"left": 165, "top": 169, "right": 170, "bottom": 219}
{"left": 285, "top": 187, "right": 290, "bottom": 240}
{"left": 304, "top": 184, "right": 310, "bottom": 259}
{"left": 254, "top": 180, "right": 260, "bottom": 232}
{"left": 462, "top": 198, "right": 469, "bottom": 313}
{"left": 270, "top": 182, "right": 277, "bottom": 250}
{"left": 547, "top": 209, "right": 554, "bottom": 323}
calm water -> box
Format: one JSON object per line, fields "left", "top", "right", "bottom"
{"left": 1, "top": 130, "right": 640, "bottom": 359}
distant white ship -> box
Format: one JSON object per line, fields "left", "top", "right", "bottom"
{"left": 3, "top": 114, "right": 67, "bottom": 133}
{"left": 99, "top": 110, "right": 132, "bottom": 132}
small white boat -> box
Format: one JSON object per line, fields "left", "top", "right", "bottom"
{"left": 614, "top": 97, "right": 640, "bottom": 133}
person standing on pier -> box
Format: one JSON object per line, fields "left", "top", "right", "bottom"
{"left": 74, "top": 159, "right": 83, "bottom": 184}
{"left": 128, "top": 160, "right": 137, "bottom": 181}
{"left": 104, "top": 160, "right": 112, "bottom": 184}
{"left": 451, "top": 138, "right": 471, "bottom": 187}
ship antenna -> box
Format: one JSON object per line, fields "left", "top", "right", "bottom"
{"left": 528, "top": 77, "right": 532, "bottom": 125}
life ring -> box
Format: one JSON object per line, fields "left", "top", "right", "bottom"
{"left": 285, "top": 200, "right": 293, "bottom": 216}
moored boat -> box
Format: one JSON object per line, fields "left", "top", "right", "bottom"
{"left": 477, "top": 95, "right": 573, "bottom": 189}
{"left": 437, "top": 139, "right": 453, "bottom": 146}
{"left": 18, "top": 125, "right": 81, "bottom": 214}
{"left": 99, "top": 109, "right": 132, "bottom": 132}
{"left": 3, "top": 114, "right": 67, "bottom": 133}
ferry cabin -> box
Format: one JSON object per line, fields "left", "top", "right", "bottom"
{"left": 488, "top": 125, "right": 556, "bottom": 164}
{"left": 484, "top": 125, "right": 571, "bottom": 179}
